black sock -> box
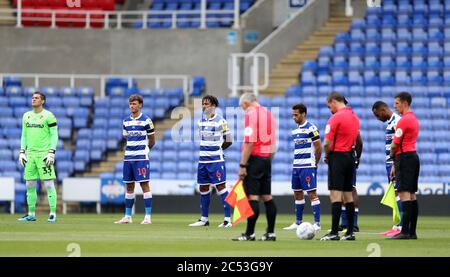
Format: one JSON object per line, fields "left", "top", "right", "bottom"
{"left": 264, "top": 200, "right": 277, "bottom": 234}
{"left": 401, "top": 201, "right": 412, "bottom": 235}
{"left": 246, "top": 200, "right": 259, "bottom": 236}
{"left": 410, "top": 200, "right": 418, "bottom": 236}
{"left": 331, "top": 202, "right": 342, "bottom": 235}
{"left": 345, "top": 202, "right": 355, "bottom": 235}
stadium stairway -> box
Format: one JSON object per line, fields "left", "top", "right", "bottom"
{"left": 0, "top": 0, "right": 15, "bottom": 26}
{"left": 260, "top": 0, "right": 354, "bottom": 96}
{"left": 81, "top": 100, "right": 197, "bottom": 178}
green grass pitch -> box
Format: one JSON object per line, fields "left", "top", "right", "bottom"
{"left": 0, "top": 214, "right": 449, "bottom": 257}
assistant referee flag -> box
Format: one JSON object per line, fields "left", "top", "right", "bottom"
{"left": 381, "top": 182, "right": 401, "bottom": 225}
{"left": 225, "top": 179, "right": 254, "bottom": 225}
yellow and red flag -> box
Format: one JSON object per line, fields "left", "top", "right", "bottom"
{"left": 225, "top": 179, "right": 254, "bottom": 225}
{"left": 381, "top": 181, "right": 401, "bottom": 225}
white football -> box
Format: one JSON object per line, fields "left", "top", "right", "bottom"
{"left": 296, "top": 222, "right": 316, "bottom": 240}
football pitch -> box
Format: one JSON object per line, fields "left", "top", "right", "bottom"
{"left": 0, "top": 214, "right": 449, "bottom": 257}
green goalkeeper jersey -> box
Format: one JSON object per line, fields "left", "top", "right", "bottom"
{"left": 21, "top": 109, "right": 58, "bottom": 153}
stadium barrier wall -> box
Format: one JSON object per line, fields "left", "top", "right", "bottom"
{"left": 0, "top": 28, "right": 242, "bottom": 96}
{"left": 133, "top": 195, "right": 450, "bottom": 216}
{"left": 0, "top": 177, "right": 15, "bottom": 214}
{"left": 58, "top": 178, "right": 450, "bottom": 216}
{"left": 240, "top": 0, "right": 274, "bottom": 52}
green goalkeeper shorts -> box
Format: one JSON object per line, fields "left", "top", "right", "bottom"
{"left": 24, "top": 152, "right": 56, "bottom": 181}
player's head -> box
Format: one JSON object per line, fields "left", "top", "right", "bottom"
{"left": 202, "top": 95, "right": 218, "bottom": 116}
{"left": 394, "top": 92, "right": 412, "bottom": 115}
{"left": 128, "top": 94, "right": 143, "bottom": 114}
{"left": 292, "top": 103, "right": 307, "bottom": 125}
{"left": 31, "top": 92, "right": 46, "bottom": 108}
{"left": 326, "top": 92, "right": 348, "bottom": 114}
{"left": 372, "top": 101, "right": 392, "bottom": 122}
{"left": 239, "top": 92, "right": 257, "bottom": 112}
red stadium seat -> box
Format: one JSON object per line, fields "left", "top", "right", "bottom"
{"left": 88, "top": 9, "right": 105, "bottom": 28}
{"left": 17, "top": 0, "right": 117, "bottom": 28}
{"left": 34, "top": 6, "right": 52, "bottom": 27}
{"left": 13, "top": 0, "right": 33, "bottom": 8}
{"left": 102, "top": 0, "right": 115, "bottom": 11}
{"left": 84, "top": 0, "right": 98, "bottom": 9}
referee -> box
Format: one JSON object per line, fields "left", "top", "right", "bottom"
{"left": 321, "top": 92, "right": 361, "bottom": 241}
{"left": 389, "top": 92, "right": 420, "bottom": 240}
{"left": 232, "top": 92, "right": 277, "bottom": 241}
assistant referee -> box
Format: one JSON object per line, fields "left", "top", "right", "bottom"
{"left": 321, "top": 92, "right": 361, "bottom": 241}
{"left": 232, "top": 92, "right": 277, "bottom": 242}
{"left": 389, "top": 92, "right": 420, "bottom": 240}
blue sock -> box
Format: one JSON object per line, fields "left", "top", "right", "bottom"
{"left": 219, "top": 190, "right": 231, "bottom": 218}
{"left": 311, "top": 198, "right": 321, "bottom": 224}
{"left": 200, "top": 191, "right": 211, "bottom": 218}
{"left": 354, "top": 208, "right": 359, "bottom": 227}
{"left": 341, "top": 207, "right": 348, "bottom": 227}
{"left": 295, "top": 199, "right": 305, "bottom": 225}
{"left": 396, "top": 196, "right": 403, "bottom": 227}
{"left": 125, "top": 193, "right": 135, "bottom": 217}
{"left": 143, "top": 192, "right": 152, "bottom": 216}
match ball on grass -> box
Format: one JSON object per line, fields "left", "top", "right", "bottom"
{"left": 296, "top": 222, "right": 316, "bottom": 240}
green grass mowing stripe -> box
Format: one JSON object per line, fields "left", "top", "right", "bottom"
{"left": 0, "top": 214, "right": 449, "bottom": 257}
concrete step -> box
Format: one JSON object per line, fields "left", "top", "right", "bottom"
{"left": 270, "top": 71, "right": 299, "bottom": 78}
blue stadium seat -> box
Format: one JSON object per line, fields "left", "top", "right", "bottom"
{"left": 55, "top": 87, "right": 72, "bottom": 97}
{"left": 62, "top": 97, "right": 80, "bottom": 108}
{"left": 2, "top": 76, "right": 22, "bottom": 87}
{"left": 76, "top": 139, "right": 91, "bottom": 151}
{"left": 4, "top": 87, "right": 23, "bottom": 97}
{"left": 8, "top": 96, "right": 27, "bottom": 107}
{"left": 90, "top": 150, "right": 103, "bottom": 161}
{"left": 162, "top": 150, "right": 178, "bottom": 162}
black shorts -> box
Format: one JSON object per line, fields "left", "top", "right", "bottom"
{"left": 328, "top": 152, "right": 355, "bottom": 192}
{"left": 395, "top": 152, "right": 420, "bottom": 193}
{"left": 243, "top": 156, "right": 272, "bottom": 196}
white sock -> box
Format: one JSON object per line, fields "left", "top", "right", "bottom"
{"left": 29, "top": 212, "right": 35, "bottom": 217}
{"left": 201, "top": 216, "right": 208, "bottom": 222}
{"left": 224, "top": 217, "right": 231, "bottom": 222}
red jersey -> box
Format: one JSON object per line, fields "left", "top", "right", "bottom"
{"left": 393, "top": 111, "right": 419, "bottom": 156}
{"left": 324, "top": 107, "right": 360, "bottom": 152}
{"left": 243, "top": 105, "right": 277, "bottom": 157}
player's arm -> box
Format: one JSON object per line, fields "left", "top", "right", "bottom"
{"left": 389, "top": 142, "right": 398, "bottom": 181}
{"left": 147, "top": 119, "right": 156, "bottom": 149}
{"left": 221, "top": 119, "right": 232, "bottom": 150}
{"left": 323, "top": 119, "right": 335, "bottom": 164}
{"left": 241, "top": 143, "right": 253, "bottom": 164}
{"left": 390, "top": 142, "right": 399, "bottom": 161}
{"left": 222, "top": 134, "right": 233, "bottom": 150}
{"left": 313, "top": 140, "right": 322, "bottom": 167}
{"left": 43, "top": 114, "right": 58, "bottom": 166}
{"left": 19, "top": 114, "right": 28, "bottom": 166}
{"left": 355, "top": 132, "right": 363, "bottom": 168}
{"left": 355, "top": 132, "right": 363, "bottom": 159}
{"left": 323, "top": 138, "right": 331, "bottom": 164}
{"left": 122, "top": 120, "right": 127, "bottom": 140}
{"left": 148, "top": 134, "right": 155, "bottom": 149}
{"left": 310, "top": 126, "right": 322, "bottom": 166}
{"left": 390, "top": 119, "right": 405, "bottom": 160}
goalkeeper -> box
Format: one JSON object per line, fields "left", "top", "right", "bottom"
{"left": 18, "top": 92, "right": 59, "bottom": 222}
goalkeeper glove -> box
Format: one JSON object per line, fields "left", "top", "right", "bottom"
{"left": 18, "top": 149, "right": 27, "bottom": 167}
{"left": 43, "top": 149, "right": 56, "bottom": 166}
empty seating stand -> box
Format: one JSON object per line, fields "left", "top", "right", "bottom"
{"left": 13, "top": 0, "right": 117, "bottom": 28}
{"left": 133, "top": 0, "right": 256, "bottom": 29}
